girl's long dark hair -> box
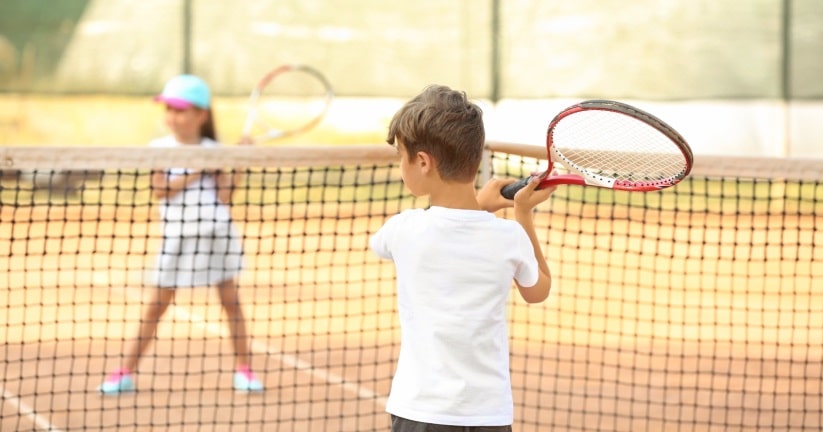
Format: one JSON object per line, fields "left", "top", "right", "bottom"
{"left": 202, "top": 109, "right": 217, "bottom": 141}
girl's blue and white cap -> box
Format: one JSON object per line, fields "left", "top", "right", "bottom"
{"left": 154, "top": 74, "right": 211, "bottom": 109}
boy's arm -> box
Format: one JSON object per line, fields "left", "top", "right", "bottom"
{"left": 512, "top": 176, "right": 555, "bottom": 303}
{"left": 476, "top": 177, "right": 516, "bottom": 213}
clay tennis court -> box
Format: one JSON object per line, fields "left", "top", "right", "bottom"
{"left": 2, "top": 148, "right": 822, "bottom": 431}
{"left": 1, "top": 201, "right": 399, "bottom": 431}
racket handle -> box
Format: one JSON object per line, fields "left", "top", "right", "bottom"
{"left": 241, "top": 114, "right": 255, "bottom": 137}
{"left": 500, "top": 177, "right": 531, "bottom": 200}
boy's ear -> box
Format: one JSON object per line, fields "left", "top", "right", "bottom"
{"left": 416, "top": 151, "right": 435, "bottom": 174}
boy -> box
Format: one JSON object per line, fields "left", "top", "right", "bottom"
{"left": 370, "top": 85, "right": 554, "bottom": 431}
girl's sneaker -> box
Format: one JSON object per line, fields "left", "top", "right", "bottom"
{"left": 233, "top": 369, "right": 264, "bottom": 393}
{"left": 97, "top": 368, "right": 135, "bottom": 395}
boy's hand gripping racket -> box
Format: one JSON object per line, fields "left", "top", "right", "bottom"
{"left": 242, "top": 64, "right": 334, "bottom": 143}
{"left": 500, "top": 100, "right": 693, "bottom": 199}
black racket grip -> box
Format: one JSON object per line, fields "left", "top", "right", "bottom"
{"left": 500, "top": 177, "right": 531, "bottom": 200}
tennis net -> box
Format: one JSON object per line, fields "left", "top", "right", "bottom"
{"left": 1, "top": 144, "right": 821, "bottom": 431}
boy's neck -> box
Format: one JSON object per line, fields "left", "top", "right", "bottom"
{"left": 428, "top": 181, "right": 481, "bottom": 210}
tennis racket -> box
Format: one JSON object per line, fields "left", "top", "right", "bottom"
{"left": 500, "top": 100, "right": 693, "bottom": 199}
{"left": 242, "top": 64, "right": 334, "bottom": 143}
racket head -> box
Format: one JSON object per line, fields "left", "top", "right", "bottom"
{"left": 541, "top": 100, "right": 693, "bottom": 191}
{"left": 243, "top": 64, "right": 334, "bottom": 143}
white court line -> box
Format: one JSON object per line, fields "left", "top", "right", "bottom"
{"left": 115, "top": 286, "right": 388, "bottom": 407}
{"left": 1, "top": 388, "right": 65, "bottom": 432}
{"left": 2, "top": 285, "right": 387, "bottom": 432}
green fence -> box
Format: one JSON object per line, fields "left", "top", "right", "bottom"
{"left": 1, "top": 0, "right": 821, "bottom": 100}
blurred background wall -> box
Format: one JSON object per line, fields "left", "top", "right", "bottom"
{"left": 0, "top": 0, "right": 821, "bottom": 156}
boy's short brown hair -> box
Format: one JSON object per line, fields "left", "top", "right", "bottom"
{"left": 386, "top": 85, "right": 485, "bottom": 183}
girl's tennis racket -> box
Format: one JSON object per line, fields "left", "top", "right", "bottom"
{"left": 500, "top": 100, "right": 693, "bottom": 199}
{"left": 242, "top": 64, "right": 334, "bottom": 143}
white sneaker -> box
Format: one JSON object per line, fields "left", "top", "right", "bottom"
{"left": 97, "top": 370, "right": 135, "bottom": 395}
{"left": 233, "top": 370, "right": 264, "bottom": 393}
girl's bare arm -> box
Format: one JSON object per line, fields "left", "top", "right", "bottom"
{"left": 151, "top": 170, "right": 203, "bottom": 200}
{"left": 214, "top": 169, "right": 242, "bottom": 205}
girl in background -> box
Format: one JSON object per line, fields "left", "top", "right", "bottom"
{"left": 98, "top": 75, "right": 263, "bottom": 394}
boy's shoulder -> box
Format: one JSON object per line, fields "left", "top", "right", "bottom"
{"left": 384, "top": 208, "right": 425, "bottom": 225}
{"left": 389, "top": 207, "right": 522, "bottom": 232}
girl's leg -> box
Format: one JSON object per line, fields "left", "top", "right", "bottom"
{"left": 99, "top": 287, "right": 175, "bottom": 394}
{"left": 123, "top": 287, "right": 176, "bottom": 372}
{"left": 217, "top": 278, "right": 263, "bottom": 391}
{"left": 216, "top": 278, "right": 251, "bottom": 366}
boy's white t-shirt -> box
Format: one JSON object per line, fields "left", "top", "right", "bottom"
{"left": 369, "top": 206, "right": 540, "bottom": 426}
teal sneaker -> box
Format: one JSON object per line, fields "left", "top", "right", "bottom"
{"left": 97, "top": 369, "right": 135, "bottom": 395}
{"left": 233, "top": 370, "right": 264, "bottom": 393}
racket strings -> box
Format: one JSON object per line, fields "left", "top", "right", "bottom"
{"left": 552, "top": 111, "right": 687, "bottom": 183}
{"left": 249, "top": 66, "right": 333, "bottom": 140}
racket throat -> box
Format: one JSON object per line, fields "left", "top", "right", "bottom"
{"left": 539, "top": 174, "right": 587, "bottom": 188}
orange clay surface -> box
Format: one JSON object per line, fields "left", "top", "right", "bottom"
{"left": 1, "top": 203, "right": 821, "bottom": 431}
